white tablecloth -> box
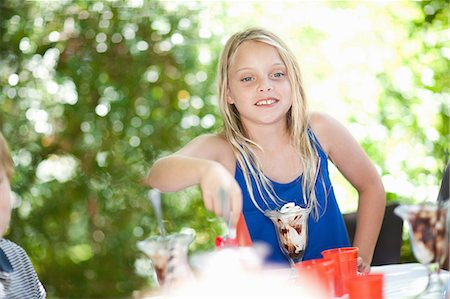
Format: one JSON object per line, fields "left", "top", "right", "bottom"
{"left": 372, "top": 263, "right": 449, "bottom": 299}
{"left": 139, "top": 261, "right": 450, "bottom": 298}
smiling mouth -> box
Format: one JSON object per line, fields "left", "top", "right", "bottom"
{"left": 255, "top": 98, "right": 279, "bottom": 106}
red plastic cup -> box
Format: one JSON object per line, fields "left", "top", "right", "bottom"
{"left": 321, "top": 247, "right": 359, "bottom": 297}
{"left": 215, "top": 236, "right": 238, "bottom": 248}
{"left": 294, "top": 258, "right": 335, "bottom": 297}
{"left": 347, "top": 273, "right": 384, "bottom": 299}
{"left": 236, "top": 213, "right": 252, "bottom": 246}
{"left": 216, "top": 213, "right": 251, "bottom": 249}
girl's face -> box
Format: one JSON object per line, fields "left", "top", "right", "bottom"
{"left": 227, "top": 41, "right": 292, "bottom": 128}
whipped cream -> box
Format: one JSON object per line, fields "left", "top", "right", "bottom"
{"left": 280, "top": 202, "right": 303, "bottom": 214}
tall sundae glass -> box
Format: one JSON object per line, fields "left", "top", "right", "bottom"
{"left": 395, "top": 203, "right": 448, "bottom": 298}
{"left": 265, "top": 202, "right": 309, "bottom": 265}
{"left": 137, "top": 231, "right": 195, "bottom": 289}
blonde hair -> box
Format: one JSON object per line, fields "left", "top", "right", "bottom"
{"left": 218, "top": 28, "right": 322, "bottom": 217}
{"left": 0, "top": 132, "right": 14, "bottom": 182}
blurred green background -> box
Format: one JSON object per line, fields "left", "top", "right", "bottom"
{"left": 0, "top": 0, "right": 448, "bottom": 298}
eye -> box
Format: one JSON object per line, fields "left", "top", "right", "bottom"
{"left": 241, "top": 76, "right": 254, "bottom": 82}
{"left": 272, "top": 72, "right": 285, "bottom": 78}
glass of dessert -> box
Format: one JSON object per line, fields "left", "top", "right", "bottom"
{"left": 395, "top": 203, "right": 448, "bottom": 298}
{"left": 137, "top": 231, "right": 195, "bottom": 289}
{"left": 264, "top": 202, "right": 309, "bottom": 265}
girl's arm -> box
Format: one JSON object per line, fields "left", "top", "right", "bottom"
{"left": 310, "top": 112, "right": 386, "bottom": 272}
{"left": 143, "top": 134, "right": 242, "bottom": 226}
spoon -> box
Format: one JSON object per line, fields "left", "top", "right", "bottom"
{"left": 148, "top": 189, "right": 166, "bottom": 237}
{"left": 219, "top": 188, "right": 236, "bottom": 240}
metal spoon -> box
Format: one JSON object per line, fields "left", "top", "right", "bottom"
{"left": 148, "top": 189, "right": 166, "bottom": 237}
{"left": 220, "top": 188, "right": 236, "bottom": 240}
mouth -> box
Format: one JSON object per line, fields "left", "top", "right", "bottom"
{"left": 255, "top": 97, "right": 279, "bottom": 106}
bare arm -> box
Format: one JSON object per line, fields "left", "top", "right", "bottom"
{"left": 143, "top": 134, "right": 242, "bottom": 226}
{"left": 145, "top": 155, "right": 219, "bottom": 192}
{"left": 310, "top": 112, "right": 386, "bottom": 272}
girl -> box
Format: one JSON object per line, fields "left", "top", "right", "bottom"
{"left": 144, "top": 28, "right": 385, "bottom": 272}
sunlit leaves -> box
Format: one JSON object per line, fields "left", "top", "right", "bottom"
{"left": 1, "top": 0, "right": 221, "bottom": 297}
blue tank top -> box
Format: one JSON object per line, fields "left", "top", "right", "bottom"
{"left": 235, "top": 131, "right": 350, "bottom": 264}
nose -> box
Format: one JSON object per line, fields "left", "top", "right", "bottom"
{"left": 258, "top": 79, "right": 273, "bottom": 92}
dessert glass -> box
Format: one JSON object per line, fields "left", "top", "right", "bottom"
{"left": 395, "top": 203, "right": 448, "bottom": 298}
{"left": 137, "top": 231, "right": 195, "bottom": 288}
{"left": 264, "top": 203, "right": 309, "bottom": 265}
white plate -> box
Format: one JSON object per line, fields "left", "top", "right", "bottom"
{"left": 372, "top": 263, "right": 450, "bottom": 299}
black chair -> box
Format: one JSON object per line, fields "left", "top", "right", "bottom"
{"left": 437, "top": 163, "right": 449, "bottom": 203}
{"left": 343, "top": 202, "right": 403, "bottom": 266}
{"left": 437, "top": 163, "right": 449, "bottom": 270}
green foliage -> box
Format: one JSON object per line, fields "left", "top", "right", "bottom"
{"left": 377, "top": 0, "right": 449, "bottom": 263}
{"left": 0, "top": 0, "right": 222, "bottom": 297}
{"left": 377, "top": 0, "right": 449, "bottom": 182}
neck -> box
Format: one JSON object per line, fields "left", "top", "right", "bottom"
{"left": 241, "top": 119, "right": 302, "bottom": 183}
{"left": 244, "top": 120, "right": 291, "bottom": 152}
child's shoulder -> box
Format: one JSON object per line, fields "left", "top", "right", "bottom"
{"left": 188, "top": 133, "right": 233, "bottom": 157}
{"left": 191, "top": 133, "right": 229, "bottom": 146}
{"left": 308, "top": 112, "right": 342, "bottom": 154}
{"left": 309, "top": 111, "right": 335, "bottom": 125}
{"left": 309, "top": 111, "right": 337, "bottom": 133}
{"left": 189, "top": 133, "right": 235, "bottom": 171}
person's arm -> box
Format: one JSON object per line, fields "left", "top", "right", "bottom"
{"left": 310, "top": 112, "right": 385, "bottom": 272}
{"left": 143, "top": 134, "right": 242, "bottom": 227}
{"left": 0, "top": 169, "right": 12, "bottom": 237}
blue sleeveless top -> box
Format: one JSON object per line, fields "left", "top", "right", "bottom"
{"left": 235, "top": 131, "right": 350, "bottom": 264}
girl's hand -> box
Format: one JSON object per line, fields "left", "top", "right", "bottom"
{"left": 199, "top": 161, "right": 242, "bottom": 228}
{"left": 357, "top": 256, "right": 371, "bottom": 274}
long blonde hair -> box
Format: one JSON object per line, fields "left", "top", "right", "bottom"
{"left": 217, "top": 28, "right": 322, "bottom": 217}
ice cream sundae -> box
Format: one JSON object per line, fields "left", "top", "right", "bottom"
{"left": 394, "top": 203, "right": 449, "bottom": 298}
{"left": 408, "top": 206, "right": 447, "bottom": 265}
{"left": 137, "top": 232, "right": 194, "bottom": 287}
{"left": 265, "top": 202, "right": 309, "bottom": 263}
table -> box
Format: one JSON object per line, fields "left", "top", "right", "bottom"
{"left": 372, "top": 263, "right": 450, "bottom": 299}
{"left": 137, "top": 261, "right": 450, "bottom": 299}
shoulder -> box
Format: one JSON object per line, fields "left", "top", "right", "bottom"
{"left": 177, "top": 133, "right": 236, "bottom": 173}
{"left": 308, "top": 112, "right": 341, "bottom": 155}
{"left": 309, "top": 112, "right": 356, "bottom": 156}
{"left": 203, "top": 133, "right": 236, "bottom": 173}
{"left": 309, "top": 111, "right": 343, "bottom": 131}
{"left": 0, "top": 239, "right": 46, "bottom": 298}
{"left": 182, "top": 133, "right": 233, "bottom": 156}
{"left": 190, "top": 133, "right": 229, "bottom": 146}
{"left": 0, "top": 239, "right": 28, "bottom": 258}
{"left": 309, "top": 111, "right": 366, "bottom": 164}
{"left": 0, "top": 239, "right": 35, "bottom": 270}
